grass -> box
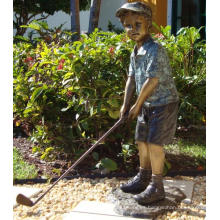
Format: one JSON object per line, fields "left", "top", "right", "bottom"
{"left": 13, "top": 147, "right": 38, "bottom": 180}
{"left": 164, "top": 139, "right": 206, "bottom": 167}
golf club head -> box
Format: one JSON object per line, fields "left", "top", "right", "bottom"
{"left": 16, "top": 194, "right": 34, "bottom": 207}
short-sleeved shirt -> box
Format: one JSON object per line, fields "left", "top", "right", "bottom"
{"left": 128, "top": 37, "right": 179, "bottom": 107}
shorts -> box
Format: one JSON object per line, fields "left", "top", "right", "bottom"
{"left": 135, "top": 102, "right": 179, "bottom": 146}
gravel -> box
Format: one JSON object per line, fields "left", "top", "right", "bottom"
{"left": 13, "top": 175, "right": 206, "bottom": 220}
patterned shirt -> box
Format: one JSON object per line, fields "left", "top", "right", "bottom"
{"left": 128, "top": 37, "right": 179, "bottom": 107}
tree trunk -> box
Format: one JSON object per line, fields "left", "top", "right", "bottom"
{"left": 88, "top": 0, "right": 102, "bottom": 34}
{"left": 70, "top": 0, "right": 80, "bottom": 40}
{"left": 14, "top": 0, "right": 29, "bottom": 36}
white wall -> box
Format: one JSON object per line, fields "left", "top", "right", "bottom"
{"left": 80, "top": 10, "right": 90, "bottom": 32}
{"left": 47, "top": 10, "right": 90, "bottom": 32}
{"left": 13, "top": 0, "right": 126, "bottom": 36}
{"left": 98, "top": 0, "right": 126, "bottom": 31}
{"left": 13, "top": 10, "right": 90, "bottom": 36}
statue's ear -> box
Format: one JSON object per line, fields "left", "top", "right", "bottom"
{"left": 148, "top": 18, "right": 152, "bottom": 29}
{"left": 120, "top": 16, "right": 125, "bottom": 25}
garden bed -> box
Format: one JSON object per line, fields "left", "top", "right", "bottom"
{"left": 13, "top": 126, "right": 206, "bottom": 181}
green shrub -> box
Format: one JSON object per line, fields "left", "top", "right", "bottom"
{"left": 13, "top": 26, "right": 206, "bottom": 161}
{"left": 14, "top": 29, "right": 134, "bottom": 159}
{"left": 95, "top": 157, "right": 118, "bottom": 172}
{"left": 153, "top": 25, "right": 206, "bottom": 126}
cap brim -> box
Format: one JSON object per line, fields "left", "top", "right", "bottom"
{"left": 116, "top": 7, "right": 144, "bottom": 17}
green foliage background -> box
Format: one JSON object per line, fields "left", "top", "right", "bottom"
{"left": 155, "top": 25, "right": 206, "bottom": 126}
{"left": 13, "top": 25, "right": 206, "bottom": 162}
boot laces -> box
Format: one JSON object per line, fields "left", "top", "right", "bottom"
{"left": 127, "top": 173, "right": 141, "bottom": 184}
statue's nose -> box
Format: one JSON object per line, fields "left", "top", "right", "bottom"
{"left": 130, "top": 26, "right": 136, "bottom": 33}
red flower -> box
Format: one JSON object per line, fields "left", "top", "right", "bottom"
{"left": 57, "top": 64, "right": 63, "bottom": 70}
{"left": 66, "top": 91, "right": 73, "bottom": 97}
{"left": 24, "top": 57, "right": 33, "bottom": 63}
{"left": 155, "top": 33, "right": 165, "bottom": 39}
{"left": 60, "top": 59, "right": 65, "bottom": 64}
{"left": 197, "top": 166, "right": 204, "bottom": 171}
{"left": 57, "top": 59, "right": 65, "bottom": 69}
{"left": 108, "top": 47, "right": 115, "bottom": 55}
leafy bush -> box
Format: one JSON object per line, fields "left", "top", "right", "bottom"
{"left": 14, "top": 28, "right": 133, "bottom": 159}
{"left": 153, "top": 25, "right": 206, "bottom": 126}
{"left": 13, "top": 25, "right": 206, "bottom": 163}
{"left": 95, "top": 157, "right": 118, "bottom": 172}
{"left": 14, "top": 20, "right": 75, "bottom": 46}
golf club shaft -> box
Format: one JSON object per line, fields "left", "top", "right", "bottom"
{"left": 32, "top": 117, "right": 126, "bottom": 206}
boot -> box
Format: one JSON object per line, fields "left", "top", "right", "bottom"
{"left": 133, "top": 174, "right": 165, "bottom": 205}
{"left": 120, "top": 168, "right": 151, "bottom": 193}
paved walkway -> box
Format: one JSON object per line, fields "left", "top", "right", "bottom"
{"left": 63, "top": 201, "right": 150, "bottom": 220}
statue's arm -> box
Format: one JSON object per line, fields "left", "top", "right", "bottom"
{"left": 128, "top": 77, "right": 158, "bottom": 119}
{"left": 120, "top": 76, "right": 136, "bottom": 117}
{"left": 135, "top": 77, "right": 158, "bottom": 109}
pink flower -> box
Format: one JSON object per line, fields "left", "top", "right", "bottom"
{"left": 24, "top": 57, "right": 33, "bottom": 63}
{"left": 108, "top": 47, "right": 115, "bottom": 55}
{"left": 155, "top": 33, "right": 165, "bottom": 39}
{"left": 66, "top": 91, "right": 73, "bottom": 97}
{"left": 57, "top": 64, "right": 63, "bottom": 70}
{"left": 60, "top": 59, "right": 65, "bottom": 64}
{"left": 57, "top": 59, "right": 65, "bottom": 69}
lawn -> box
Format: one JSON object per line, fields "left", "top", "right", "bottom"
{"left": 13, "top": 147, "right": 38, "bottom": 180}
{"left": 166, "top": 139, "right": 205, "bottom": 160}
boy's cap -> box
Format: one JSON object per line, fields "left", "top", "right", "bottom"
{"left": 116, "top": 2, "right": 152, "bottom": 18}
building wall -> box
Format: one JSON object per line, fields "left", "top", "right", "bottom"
{"left": 156, "top": 0, "right": 167, "bottom": 27}
{"left": 142, "top": 0, "right": 168, "bottom": 31}
{"left": 13, "top": 10, "right": 90, "bottom": 36}
{"left": 167, "top": 0, "right": 173, "bottom": 26}
{"left": 98, "top": 0, "right": 126, "bottom": 31}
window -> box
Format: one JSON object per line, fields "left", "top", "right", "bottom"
{"left": 171, "top": 0, "right": 206, "bottom": 38}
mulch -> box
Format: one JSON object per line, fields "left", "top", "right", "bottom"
{"left": 13, "top": 126, "right": 206, "bottom": 181}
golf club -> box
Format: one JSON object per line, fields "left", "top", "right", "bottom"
{"left": 16, "top": 115, "right": 127, "bottom": 207}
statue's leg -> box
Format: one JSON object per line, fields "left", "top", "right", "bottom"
{"left": 148, "top": 143, "right": 165, "bottom": 175}
{"left": 120, "top": 141, "right": 151, "bottom": 193}
{"left": 134, "top": 143, "right": 165, "bottom": 204}
{"left": 137, "top": 141, "right": 151, "bottom": 170}
{"left": 120, "top": 106, "right": 152, "bottom": 193}
{"left": 134, "top": 102, "right": 178, "bottom": 204}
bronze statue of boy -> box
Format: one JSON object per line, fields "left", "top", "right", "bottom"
{"left": 116, "top": 1, "right": 179, "bottom": 205}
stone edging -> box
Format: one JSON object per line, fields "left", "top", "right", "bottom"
{"left": 14, "top": 170, "right": 206, "bottom": 185}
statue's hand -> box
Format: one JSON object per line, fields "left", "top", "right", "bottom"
{"left": 120, "top": 104, "right": 128, "bottom": 119}
{"left": 128, "top": 104, "right": 141, "bottom": 120}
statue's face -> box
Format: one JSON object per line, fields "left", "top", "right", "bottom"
{"left": 123, "top": 12, "right": 150, "bottom": 45}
